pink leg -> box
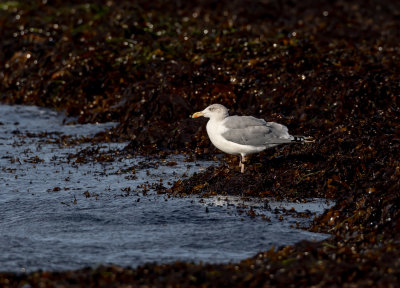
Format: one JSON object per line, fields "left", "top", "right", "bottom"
{"left": 240, "top": 155, "right": 246, "bottom": 173}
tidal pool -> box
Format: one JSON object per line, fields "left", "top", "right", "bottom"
{"left": 0, "top": 105, "right": 331, "bottom": 273}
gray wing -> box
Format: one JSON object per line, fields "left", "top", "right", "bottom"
{"left": 222, "top": 117, "right": 292, "bottom": 146}
{"left": 223, "top": 116, "right": 267, "bottom": 129}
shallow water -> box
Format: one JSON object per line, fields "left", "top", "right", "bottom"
{"left": 0, "top": 105, "right": 332, "bottom": 273}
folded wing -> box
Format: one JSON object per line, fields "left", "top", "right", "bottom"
{"left": 221, "top": 116, "right": 292, "bottom": 146}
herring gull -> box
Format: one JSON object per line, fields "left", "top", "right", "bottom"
{"left": 192, "top": 104, "right": 313, "bottom": 173}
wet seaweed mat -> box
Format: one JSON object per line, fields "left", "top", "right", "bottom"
{"left": 1, "top": 0, "right": 400, "bottom": 286}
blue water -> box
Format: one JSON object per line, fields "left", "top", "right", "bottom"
{"left": 0, "top": 105, "right": 331, "bottom": 273}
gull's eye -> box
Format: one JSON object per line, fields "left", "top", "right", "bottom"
{"left": 208, "top": 107, "right": 214, "bottom": 112}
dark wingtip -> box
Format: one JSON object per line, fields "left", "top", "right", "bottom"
{"left": 293, "top": 136, "right": 315, "bottom": 143}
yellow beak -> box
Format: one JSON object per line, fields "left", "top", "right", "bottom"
{"left": 191, "top": 111, "right": 204, "bottom": 118}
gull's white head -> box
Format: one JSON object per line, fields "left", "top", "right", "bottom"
{"left": 192, "top": 104, "right": 229, "bottom": 120}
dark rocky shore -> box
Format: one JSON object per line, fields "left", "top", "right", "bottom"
{"left": 1, "top": 0, "right": 400, "bottom": 286}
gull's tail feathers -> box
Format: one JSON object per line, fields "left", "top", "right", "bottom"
{"left": 291, "top": 136, "right": 315, "bottom": 143}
